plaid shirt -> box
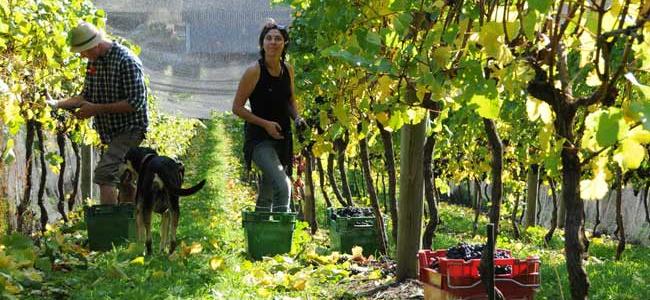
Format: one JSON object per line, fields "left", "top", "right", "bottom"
{"left": 82, "top": 42, "right": 148, "bottom": 144}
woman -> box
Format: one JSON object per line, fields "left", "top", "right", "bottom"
{"left": 232, "top": 20, "right": 305, "bottom": 212}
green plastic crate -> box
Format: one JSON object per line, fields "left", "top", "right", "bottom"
{"left": 242, "top": 211, "right": 297, "bottom": 260}
{"left": 327, "top": 207, "right": 380, "bottom": 256}
{"left": 84, "top": 204, "right": 136, "bottom": 251}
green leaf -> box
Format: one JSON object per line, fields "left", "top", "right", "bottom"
{"left": 45, "top": 152, "right": 63, "bottom": 167}
{"left": 2, "top": 148, "right": 15, "bottom": 164}
{"left": 478, "top": 22, "right": 501, "bottom": 58}
{"left": 630, "top": 100, "right": 650, "bottom": 130}
{"left": 522, "top": 12, "right": 538, "bottom": 40}
{"left": 1, "top": 234, "right": 36, "bottom": 268}
{"left": 387, "top": 110, "right": 404, "bottom": 131}
{"left": 332, "top": 101, "right": 349, "bottom": 126}
{"left": 528, "top": 0, "right": 552, "bottom": 12}
{"left": 443, "top": 24, "right": 459, "bottom": 44}
{"left": 394, "top": 12, "right": 412, "bottom": 37}
{"left": 389, "top": 0, "right": 409, "bottom": 10}
{"left": 366, "top": 31, "right": 381, "bottom": 47}
{"left": 595, "top": 109, "right": 628, "bottom": 147}
{"left": 470, "top": 94, "right": 501, "bottom": 120}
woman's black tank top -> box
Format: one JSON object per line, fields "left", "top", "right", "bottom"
{"left": 248, "top": 58, "right": 292, "bottom": 138}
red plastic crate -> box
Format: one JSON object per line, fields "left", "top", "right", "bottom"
{"left": 418, "top": 249, "right": 540, "bottom": 300}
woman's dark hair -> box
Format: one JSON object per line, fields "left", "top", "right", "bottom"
{"left": 258, "top": 21, "right": 289, "bottom": 61}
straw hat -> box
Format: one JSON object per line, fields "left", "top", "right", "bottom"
{"left": 68, "top": 22, "right": 104, "bottom": 52}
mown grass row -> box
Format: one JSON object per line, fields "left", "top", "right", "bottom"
{"left": 33, "top": 115, "right": 361, "bottom": 299}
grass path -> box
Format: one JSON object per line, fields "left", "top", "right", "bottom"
{"left": 33, "top": 116, "right": 247, "bottom": 299}
{"left": 34, "top": 116, "right": 357, "bottom": 299}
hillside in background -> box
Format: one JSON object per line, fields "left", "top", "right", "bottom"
{"left": 93, "top": 0, "right": 292, "bottom": 119}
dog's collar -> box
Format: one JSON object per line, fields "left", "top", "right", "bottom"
{"left": 138, "top": 153, "right": 157, "bottom": 174}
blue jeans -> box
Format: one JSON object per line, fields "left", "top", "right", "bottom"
{"left": 252, "top": 140, "right": 291, "bottom": 212}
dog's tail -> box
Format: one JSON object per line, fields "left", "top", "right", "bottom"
{"left": 166, "top": 179, "right": 207, "bottom": 196}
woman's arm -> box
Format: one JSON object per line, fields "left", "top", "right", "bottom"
{"left": 232, "top": 64, "right": 284, "bottom": 139}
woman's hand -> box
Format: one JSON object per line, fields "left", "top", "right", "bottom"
{"left": 263, "top": 120, "right": 284, "bottom": 139}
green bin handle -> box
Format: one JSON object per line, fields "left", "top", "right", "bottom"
{"left": 353, "top": 223, "right": 374, "bottom": 228}
{"left": 89, "top": 205, "right": 118, "bottom": 215}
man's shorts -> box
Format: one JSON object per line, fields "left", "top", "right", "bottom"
{"left": 93, "top": 131, "right": 145, "bottom": 186}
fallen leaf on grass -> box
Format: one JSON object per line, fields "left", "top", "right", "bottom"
{"left": 130, "top": 256, "right": 145, "bottom": 265}
{"left": 209, "top": 256, "right": 224, "bottom": 270}
{"left": 179, "top": 242, "right": 203, "bottom": 257}
{"left": 257, "top": 287, "right": 271, "bottom": 297}
{"left": 189, "top": 243, "right": 203, "bottom": 254}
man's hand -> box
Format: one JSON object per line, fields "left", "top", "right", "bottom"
{"left": 45, "top": 98, "right": 59, "bottom": 110}
{"left": 74, "top": 101, "right": 101, "bottom": 119}
{"left": 45, "top": 92, "right": 59, "bottom": 110}
{"left": 50, "top": 95, "right": 83, "bottom": 111}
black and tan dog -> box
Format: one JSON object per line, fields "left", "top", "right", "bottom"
{"left": 120, "top": 147, "right": 206, "bottom": 255}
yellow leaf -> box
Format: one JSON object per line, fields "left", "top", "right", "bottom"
{"left": 130, "top": 256, "right": 145, "bottom": 265}
{"left": 0, "top": 253, "right": 15, "bottom": 269}
{"left": 471, "top": 94, "right": 501, "bottom": 120}
{"left": 586, "top": 70, "right": 601, "bottom": 87}
{"left": 209, "top": 256, "right": 224, "bottom": 271}
{"left": 376, "top": 112, "right": 389, "bottom": 125}
{"left": 351, "top": 246, "right": 364, "bottom": 259}
{"left": 580, "top": 170, "right": 608, "bottom": 200}
{"left": 292, "top": 278, "right": 307, "bottom": 290}
{"left": 211, "top": 239, "right": 220, "bottom": 250}
{"left": 579, "top": 31, "right": 596, "bottom": 67}
{"left": 189, "top": 242, "right": 203, "bottom": 254}
{"left": 613, "top": 139, "right": 646, "bottom": 170}
{"left": 432, "top": 46, "right": 452, "bottom": 69}
{"left": 629, "top": 127, "right": 650, "bottom": 144}
{"left": 368, "top": 269, "right": 383, "bottom": 280}
{"left": 1, "top": 279, "right": 21, "bottom": 294}
{"left": 257, "top": 287, "right": 271, "bottom": 297}
{"left": 526, "top": 97, "right": 553, "bottom": 123}
{"left": 377, "top": 75, "right": 392, "bottom": 100}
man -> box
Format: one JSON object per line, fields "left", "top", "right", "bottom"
{"left": 50, "top": 22, "right": 148, "bottom": 205}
